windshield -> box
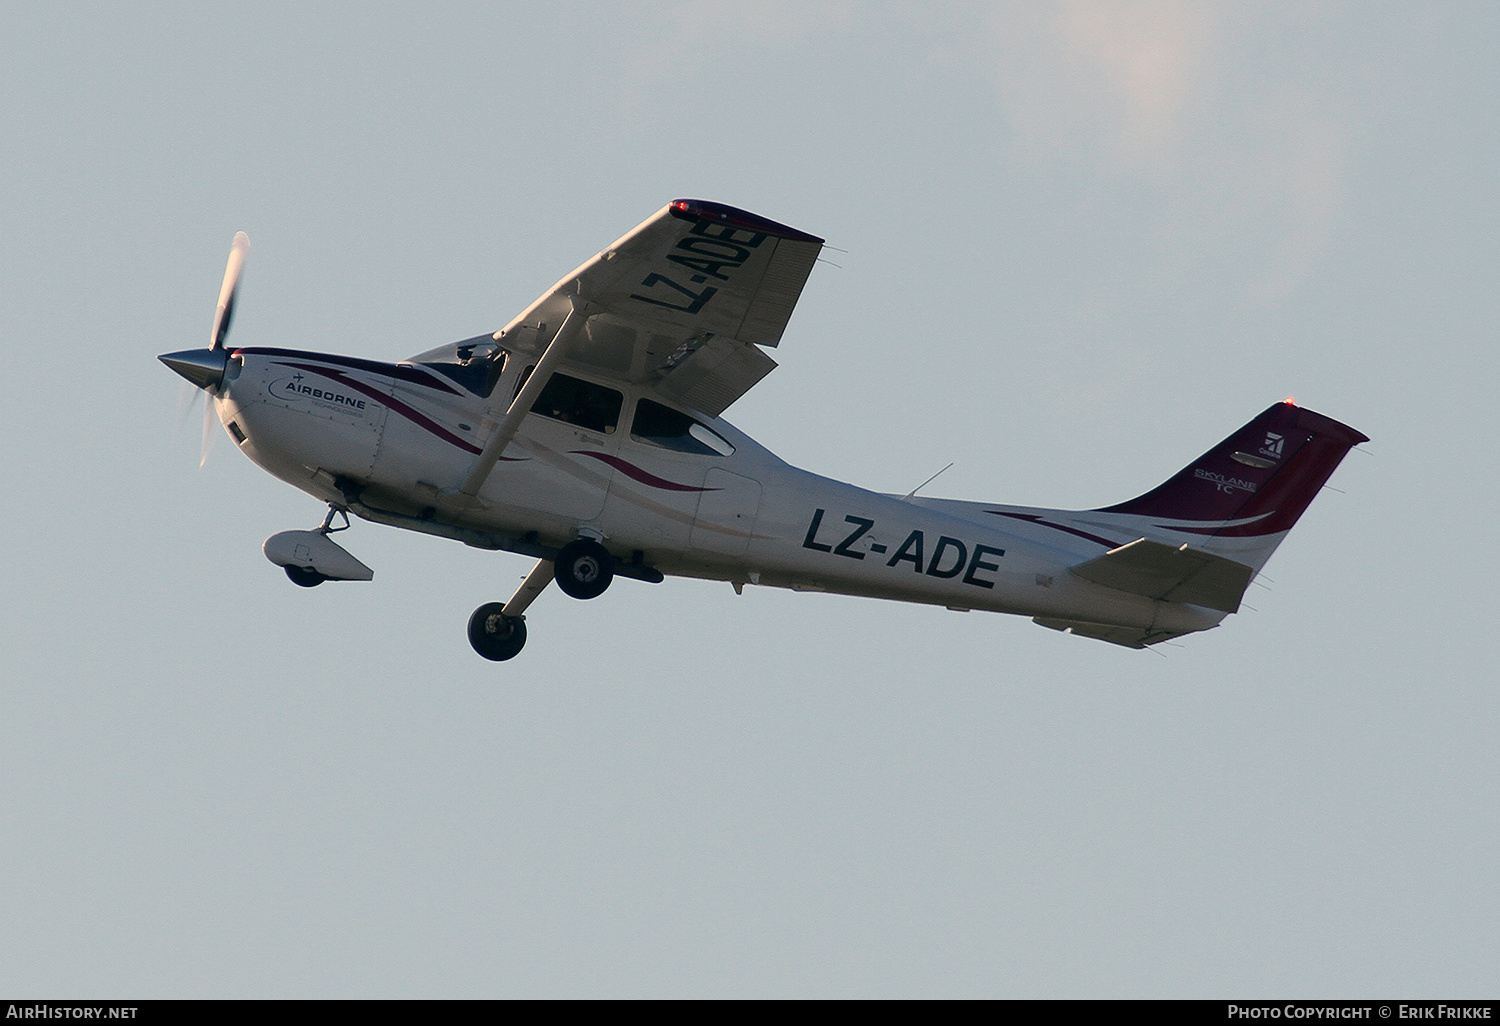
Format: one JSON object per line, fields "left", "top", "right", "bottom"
{"left": 408, "top": 334, "right": 508, "bottom": 397}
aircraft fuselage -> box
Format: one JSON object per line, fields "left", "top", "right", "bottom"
{"left": 214, "top": 344, "right": 1222, "bottom": 639}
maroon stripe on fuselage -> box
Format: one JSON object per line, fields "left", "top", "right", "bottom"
{"left": 278, "top": 360, "right": 492, "bottom": 457}
{"left": 1156, "top": 522, "right": 1277, "bottom": 537}
{"left": 236, "top": 347, "right": 462, "bottom": 395}
{"left": 570, "top": 451, "right": 720, "bottom": 492}
{"left": 985, "top": 511, "right": 1121, "bottom": 549}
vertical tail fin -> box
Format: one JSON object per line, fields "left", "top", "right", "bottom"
{"left": 1030, "top": 401, "right": 1365, "bottom": 645}
{"left": 1092, "top": 400, "right": 1366, "bottom": 573}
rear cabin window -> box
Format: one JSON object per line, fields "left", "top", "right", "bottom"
{"left": 528, "top": 372, "right": 622, "bottom": 434}
{"left": 631, "top": 398, "right": 735, "bottom": 456}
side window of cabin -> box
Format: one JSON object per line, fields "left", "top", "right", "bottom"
{"left": 630, "top": 398, "right": 735, "bottom": 456}
{"left": 525, "top": 371, "right": 623, "bottom": 434}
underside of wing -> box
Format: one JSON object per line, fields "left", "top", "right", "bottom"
{"left": 492, "top": 199, "right": 824, "bottom": 416}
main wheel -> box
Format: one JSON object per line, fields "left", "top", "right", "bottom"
{"left": 285, "top": 565, "right": 327, "bottom": 587}
{"left": 467, "top": 602, "right": 527, "bottom": 661}
{"left": 553, "top": 539, "right": 614, "bottom": 600}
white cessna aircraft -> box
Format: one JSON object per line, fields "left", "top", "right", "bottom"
{"left": 162, "top": 200, "right": 1366, "bottom": 661}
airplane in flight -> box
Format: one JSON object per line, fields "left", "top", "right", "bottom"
{"left": 161, "top": 200, "right": 1366, "bottom": 661}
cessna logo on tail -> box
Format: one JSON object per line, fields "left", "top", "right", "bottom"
{"left": 1259, "top": 432, "right": 1285, "bottom": 460}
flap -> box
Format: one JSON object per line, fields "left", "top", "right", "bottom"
{"left": 1068, "top": 537, "right": 1255, "bottom": 613}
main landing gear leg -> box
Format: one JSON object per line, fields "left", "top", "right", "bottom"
{"left": 467, "top": 557, "right": 553, "bottom": 661}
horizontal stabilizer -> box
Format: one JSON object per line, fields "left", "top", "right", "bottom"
{"left": 1068, "top": 537, "right": 1254, "bottom": 613}
{"left": 1031, "top": 617, "right": 1194, "bottom": 649}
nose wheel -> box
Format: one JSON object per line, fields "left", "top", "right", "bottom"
{"left": 266, "top": 507, "right": 372, "bottom": 587}
{"left": 285, "top": 565, "right": 328, "bottom": 587}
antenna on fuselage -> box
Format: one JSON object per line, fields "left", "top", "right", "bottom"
{"left": 901, "top": 462, "right": 954, "bottom": 502}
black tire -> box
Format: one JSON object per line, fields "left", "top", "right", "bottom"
{"left": 467, "top": 602, "right": 527, "bottom": 661}
{"left": 553, "top": 539, "right": 614, "bottom": 600}
{"left": 285, "top": 565, "right": 326, "bottom": 587}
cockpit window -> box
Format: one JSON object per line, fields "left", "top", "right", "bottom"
{"left": 631, "top": 398, "right": 735, "bottom": 456}
{"left": 529, "top": 372, "right": 623, "bottom": 434}
{"left": 411, "top": 334, "right": 508, "bottom": 397}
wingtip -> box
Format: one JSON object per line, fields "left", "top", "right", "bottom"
{"left": 667, "top": 198, "right": 824, "bottom": 245}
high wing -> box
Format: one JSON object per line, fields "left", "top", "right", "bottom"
{"left": 491, "top": 199, "right": 824, "bottom": 417}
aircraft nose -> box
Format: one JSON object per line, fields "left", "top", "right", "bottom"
{"left": 159, "top": 348, "right": 229, "bottom": 391}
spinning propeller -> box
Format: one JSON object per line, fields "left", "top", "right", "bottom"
{"left": 160, "top": 232, "right": 250, "bottom": 464}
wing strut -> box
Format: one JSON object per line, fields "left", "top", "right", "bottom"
{"left": 453, "top": 300, "right": 585, "bottom": 503}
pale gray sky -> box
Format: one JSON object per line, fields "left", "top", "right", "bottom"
{"left": 3, "top": 1, "right": 1496, "bottom": 997}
